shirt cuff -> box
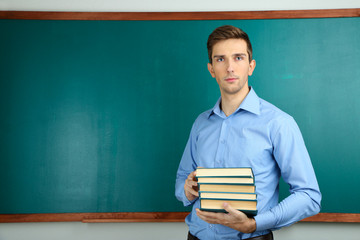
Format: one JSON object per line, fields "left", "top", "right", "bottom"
{"left": 181, "top": 189, "right": 197, "bottom": 207}
{"left": 254, "top": 210, "right": 277, "bottom": 232}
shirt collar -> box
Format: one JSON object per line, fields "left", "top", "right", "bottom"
{"left": 208, "top": 87, "right": 261, "bottom": 118}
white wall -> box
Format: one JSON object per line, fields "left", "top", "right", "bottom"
{"left": 1, "top": 222, "right": 360, "bottom": 240}
{"left": 1, "top": 1, "right": 360, "bottom": 240}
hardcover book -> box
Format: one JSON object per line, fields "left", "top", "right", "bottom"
{"left": 198, "top": 183, "right": 255, "bottom": 193}
{"left": 200, "top": 198, "right": 258, "bottom": 216}
{"left": 196, "top": 167, "right": 257, "bottom": 216}
{"left": 199, "top": 191, "right": 257, "bottom": 200}
{"left": 196, "top": 167, "right": 254, "bottom": 178}
{"left": 197, "top": 177, "right": 254, "bottom": 184}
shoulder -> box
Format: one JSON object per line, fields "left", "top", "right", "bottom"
{"left": 259, "top": 98, "right": 294, "bottom": 123}
{"left": 258, "top": 98, "right": 299, "bottom": 137}
{"left": 193, "top": 108, "right": 212, "bottom": 126}
{"left": 188, "top": 108, "right": 215, "bottom": 136}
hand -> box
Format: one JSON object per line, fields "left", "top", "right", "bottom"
{"left": 184, "top": 170, "right": 199, "bottom": 201}
{"left": 196, "top": 202, "right": 256, "bottom": 233}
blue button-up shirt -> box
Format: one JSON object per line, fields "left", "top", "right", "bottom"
{"left": 175, "top": 87, "right": 321, "bottom": 239}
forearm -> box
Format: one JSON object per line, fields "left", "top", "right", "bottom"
{"left": 175, "top": 120, "right": 199, "bottom": 206}
{"left": 175, "top": 175, "right": 196, "bottom": 206}
{"left": 230, "top": 216, "right": 257, "bottom": 233}
{"left": 255, "top": 190, "right": 321, "bottom": 231}
{"left": 196, "top": 202, "right": 257, "bottom": 234}
{"left": 261, "top": 116, "right": 321, "bottom": 231}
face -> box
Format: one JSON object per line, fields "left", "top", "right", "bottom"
{"left": 208, "top": 39, "right": 256, "bottom": 97}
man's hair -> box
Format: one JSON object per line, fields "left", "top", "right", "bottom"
{"left": 207, "top": 25, "right": 253, "bottom": 64}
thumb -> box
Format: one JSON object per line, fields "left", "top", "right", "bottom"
{"left": 223, "top": 202, "right": 248, "bottom": 219}
{"left": 223, "top": 202, "right": 238, "bottom": 215}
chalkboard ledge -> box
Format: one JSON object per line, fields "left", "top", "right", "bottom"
{"left": 0, "top": 212, "right": 359, "bottom": 223}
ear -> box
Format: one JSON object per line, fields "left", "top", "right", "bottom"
{"left": 248, "top": 59, "right": 256, "bottom": 76}
{"left": 207, "top": 63, "right": 216, "bottom": 78}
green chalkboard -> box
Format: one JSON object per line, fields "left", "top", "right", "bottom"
{"left": 0, "top": 18, "right": 359, "bottom": 215}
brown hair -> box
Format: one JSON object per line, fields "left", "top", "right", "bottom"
{"left": 207, "top": 25, "right": 253, "bottom": 64}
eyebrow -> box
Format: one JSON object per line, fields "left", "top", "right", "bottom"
{"left": 213, "top": 55, "right": 224, "bottom": 59}
{"left": 234, "top": 53, "right": 247, "bottom": 57}
{"left": 213, "top": 53, "right": 247, "bottom": 59}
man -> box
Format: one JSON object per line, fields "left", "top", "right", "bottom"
{"left": 175, "top": 25, "right": 321, "bottom": 240}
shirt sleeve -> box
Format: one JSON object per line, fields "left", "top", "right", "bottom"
{"left": 175, "top": 120, "right": 199, "bottom": 206}
{"left": 254, "top": 116, "right": 322, "bottom": 231}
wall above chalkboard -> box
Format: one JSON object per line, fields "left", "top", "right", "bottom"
{"left": 0, "top": 10, "right": 359, "bottom": 222}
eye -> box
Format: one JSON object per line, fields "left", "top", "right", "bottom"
{"left": 216, "top": 57, "right": 224, "bottom": 62}
{"left": 235, "top": 56, "right": 243, "bottom": 61}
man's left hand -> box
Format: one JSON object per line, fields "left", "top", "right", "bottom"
{"left": 196, "top": 202, "right": 257, "bottom": 233}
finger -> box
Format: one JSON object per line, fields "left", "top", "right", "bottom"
{"left": 197, "top": 214, "right": 217, "bottom": 224}
{"left": 223, "top": 202, "right": 247, "bottom": 219}
{"left": 223, "top": 202, "right": 239, "bottom": 215}
{"left": 185, "top": 181, "right": 199, "bottom": 194}
{"left": 185, "top": 183, "right": 198, "bottom": 195}
{"left": 189, "top": 170, "right": 196, "bottom": 177}
{"left": 196, "top": 209, "right": 221, "bottom": 224}
{"left": 185, "top": 178, "right": 199, "bottom": 193}
{"left": 186, "top": 187, "right": 199, "bottom": 197}
{"left": 186, "top": 179, "right": 198, "bottom": 187}
{"left": 188, "top": 171, "right": 197, "bottom": 180}
{"left": 196, "top": 208, "right": 225, "bottom": 220}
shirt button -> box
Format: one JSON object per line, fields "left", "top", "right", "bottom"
{"left": 209, "top": 224, "right": 213, "bottom": 228}
{"left": 221, "top": 139, "right": 226, "bottom": 144}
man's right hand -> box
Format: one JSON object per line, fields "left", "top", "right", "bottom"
{"left": 184, "top": 170, "right": 199, "bottom": 201}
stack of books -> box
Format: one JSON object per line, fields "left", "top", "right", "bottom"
{"left": 197, "top": 167, "right": 257, "bottom": 216}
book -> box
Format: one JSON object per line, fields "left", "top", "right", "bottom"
{"left": 200, "top": 198, "right": 258, "bottom": 216}
{"left": 196, "top": 167, "right": 254, "bottom": 178}
{"left": 196, "top": 167, "right": 257, "bottom": 216}
{"left": 199, "top": 191, "right": 257, "bottom": 200}
{"left": 197, "top": 177, "right": 254, "bottom": 184}
{"left": 198, "top": 183, "right": 255, "bottom": 193}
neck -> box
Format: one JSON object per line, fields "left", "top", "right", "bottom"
{"left": 220, "top": 86, "right": 250, "bottom": 117}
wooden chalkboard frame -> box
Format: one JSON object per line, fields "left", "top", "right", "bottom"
{"left": 0, "top": 8, "right": 359, "bottom": 223}
{"left": 0, "top": 212, "right": 359, "bottom": 223}
{"left": 0, "top": 9, "right": 359, "bottom": 20}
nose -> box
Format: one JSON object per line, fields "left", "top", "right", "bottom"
{"left": 226, "top": 60, "right": 234, "bottom": 73}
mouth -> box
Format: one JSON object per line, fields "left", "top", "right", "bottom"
{"left": 225, "top": 77, "right": 238, "bottom": 82}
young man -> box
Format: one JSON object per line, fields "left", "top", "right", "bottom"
{"left": 175, "top": 25, "right": 321, "bottom": 240}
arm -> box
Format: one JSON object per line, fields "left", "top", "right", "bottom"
{"left": 254, "top": 116, "right": 322, "bottom": 231}
{"left": 175, "top": 122, "right": 199, "bottom": 206}
{"left": 197, "top": 116, "right": 321, "bottom": 233}
{"left": 184, "top": 171, "right": 199, "bottom": 202}
{"left": 196, "top": 202, "right": 256, "bottom": 233}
